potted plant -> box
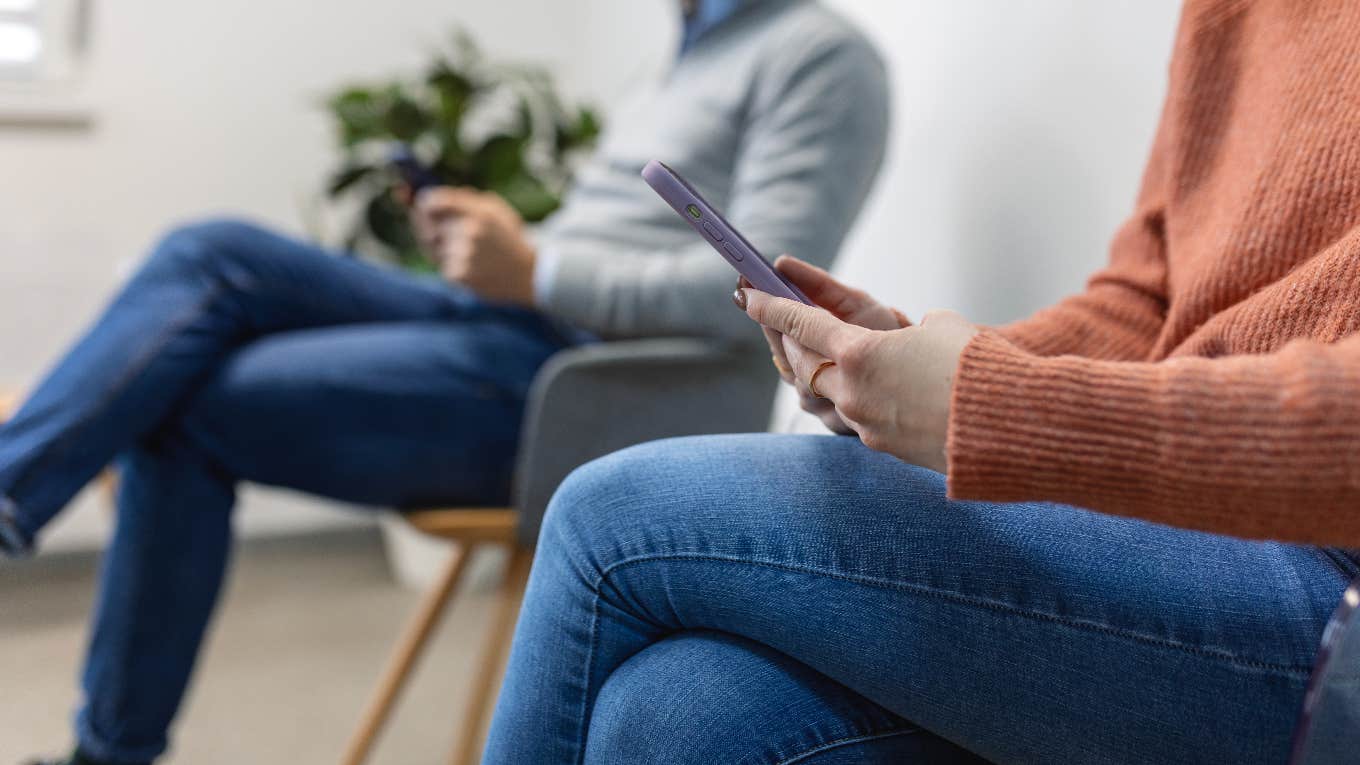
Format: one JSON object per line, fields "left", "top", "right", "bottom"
{"left": 323, "top": 31, "right": 601, "bottom": 270}
{"left": 318, "top": 32, "right": 602, "bottom": 585}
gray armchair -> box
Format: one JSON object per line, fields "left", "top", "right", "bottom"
{"left": 343, "top": 337, "right": 779, "bottom": 765}
{"left": 513, "top": 337, "right": 779, "bottom": 545}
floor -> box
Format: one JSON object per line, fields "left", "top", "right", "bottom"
{"left": 0, "top": 530, "right": 506, "bottom": 764}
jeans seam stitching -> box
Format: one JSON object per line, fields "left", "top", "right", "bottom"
{"left": 6, "top": 283, "right": 223, "bottom": 512}
{"left": 593, "top": 553, "right": 1313, "bottom": 678}
{"left": 578, "top": 567, "right": 606, "bottom": 765}
{"left": 772, "top": 728, "right": 924, "bottom": 765}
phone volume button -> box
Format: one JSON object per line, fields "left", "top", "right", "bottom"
{"left": 702, "top": 221, "right": 724, "bottom": 242}
{"left": 723, "top": 243, "right": 745, "bottom": 262}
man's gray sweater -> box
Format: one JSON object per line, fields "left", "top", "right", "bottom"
{"left": 537, "top": 0, "right": 890, "bottom": 344}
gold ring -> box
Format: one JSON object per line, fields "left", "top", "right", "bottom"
{"left": 808, "top": 360, "right": 837, "bottom": 399}
{"left": 772, "top": 354, "right": 791, "bottom": 376}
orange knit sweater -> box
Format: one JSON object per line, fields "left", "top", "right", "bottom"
{"left": 945, "top": 0, "right": 1360, "bottom": 545}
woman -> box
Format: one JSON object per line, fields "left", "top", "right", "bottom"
{"left": 482, "top": 1, "right": 1360, "bottom": 763}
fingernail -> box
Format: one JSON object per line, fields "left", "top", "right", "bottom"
{"left": 732, "top": 288, "right": 747, "bottom": 310}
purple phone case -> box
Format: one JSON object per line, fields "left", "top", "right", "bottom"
{"left": 642, "top": 160, "right": 812, "bottom": 305}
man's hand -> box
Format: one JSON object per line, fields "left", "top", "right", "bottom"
{"left": 748, "top": 256, "right": 911, "bottom": 435}
{"left": 412, "top": 187, "right": 537, "bottom": 306}
{"left": 738, "top": 270, "right": 978, "bottom": 472}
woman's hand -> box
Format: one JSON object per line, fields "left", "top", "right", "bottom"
{"left": 749, "top": 257, "right": 911, "bottom": 435}
{"left": 737, "top": 270, "right": 978, "bottom": 472}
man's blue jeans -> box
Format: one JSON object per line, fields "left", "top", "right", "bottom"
{"left": 484, "top": 435, "right": 1350, "bottom": 764}
{"left": 0, "top": 220, "right": 580, "bottom": 763}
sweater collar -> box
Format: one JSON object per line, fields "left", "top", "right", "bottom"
{"left": 680, "top": 0, "right": 755, "bottom": 56}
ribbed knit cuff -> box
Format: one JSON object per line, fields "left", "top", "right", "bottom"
{"left": 945, "top": 330, "right": 1164, "bottom": 509}
{"left": 945, "top": 329, "right": 1360, "bottom": 543}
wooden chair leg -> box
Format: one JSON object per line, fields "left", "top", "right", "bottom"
{"left": 342, "top": 542, "right": 476, "bottom": 765}
{"left": 450, "top": 544, "right": 534, "bottom": 765}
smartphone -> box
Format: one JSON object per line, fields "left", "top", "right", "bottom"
{"left": 642, "top": 160, "right": 812, "bottom": 305}
{"left": 389, "top": 144, "right": 442, "bottom": 193}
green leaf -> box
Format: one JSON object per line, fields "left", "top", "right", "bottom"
{"left": 364, "top": 189, "right": 418, "bottom": 253}
{"left": 382, "top": 89, "right": 429, "bottom": 142}
{"left": 472, "top": 134, "right": 526, "bottom": 188}
{"left": 577, "top": 108, "right": 601, "bottom": 140}
{"left": 428, "top": 64, "right": 474, "bottom": 127}
{"left": 398, "top": 249, "right": 438, "bottom": 273}
{"left": 328, "top": 163, "right": 376, "bottom": 197}
{"left": 513, "top": 98, "right": 533, "bottom": 140}
{"left": 494, "top": 172, "right": 560, "bottom": 222}
{"left": 432, "top": 150, "right": 472, "bottom": 187}
{"left": 557, "top": 106, "right": 601, "bottom": 153}
{"left": 329, "top": 87, "right": 386, "bottom": 146}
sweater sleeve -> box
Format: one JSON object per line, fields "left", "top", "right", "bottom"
{"left": 540, "top": 36, "right": 890, "bottom": 344}
{"left": 994, "top": 91, "right": 1174, "bottom": 361}
{"left": 947, "top": 330, "right": 1360, "bottom": 545}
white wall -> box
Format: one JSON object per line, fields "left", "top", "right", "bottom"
{"left": 824, "top": 0, "right": 1180, "bottom": 319}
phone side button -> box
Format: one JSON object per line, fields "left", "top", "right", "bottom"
{"left": 723, "top": 243, "right": 745, "bottom": 262}
{"left": 702, "top": 221, "right": 725, "bottom": 241}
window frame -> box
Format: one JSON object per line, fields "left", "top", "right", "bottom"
{"left": 0, "top": 0, "right": 44, "bottom": 79}
{"left": 0, "top": 0, "right": 95, "bottom": 127}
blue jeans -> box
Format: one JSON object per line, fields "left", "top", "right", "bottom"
{"left": 484, "top": 434, "right": 1349, "bottom": 764}
{"left": 0, "top": 220, "right": 581, "bottom": 764}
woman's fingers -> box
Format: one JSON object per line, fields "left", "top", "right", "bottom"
{"left": 765, "top": 327, "right": 795, "bottom": 382}
{"left": 774, "top": 256, "right": 871, "bottom": 320}
{"left": 782, "top": 334, "right": 846, "bottom": 402}
{"left": 741, "top": 276, "right": 796, "bottom": 383}
{"left": 775, "top": 256, "right": 909, "bottom": 331}
{"left": 741, "top": 288, "right": 864, "bottom": 358}
{"left": 779, "top": 328, "right": 858, "bottom": 436}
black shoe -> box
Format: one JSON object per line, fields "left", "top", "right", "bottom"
{"left": 0, "top": 496, "right": 32, "bottom": 558}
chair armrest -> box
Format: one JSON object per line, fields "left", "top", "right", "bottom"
{"left": 512, "top": 338, "right": 777, "bottom": 545}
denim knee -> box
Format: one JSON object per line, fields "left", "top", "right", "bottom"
{"left": 539, "top": 434, "right": 842, "bottom": 573}
{"left": 584, "top": 629, "right": 924, "bottom": 765}
{"left": 537, "top": 437, "right": 709, "bottom": 568}
{"left": 585, "top": 633, "right": 729, "bottom": 765}
{"left": 146, "top": 218, "right": 269, "bottom": 279}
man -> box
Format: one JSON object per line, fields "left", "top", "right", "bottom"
{"left": 4, "top": 1, "right": 888, "bottom": 763}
